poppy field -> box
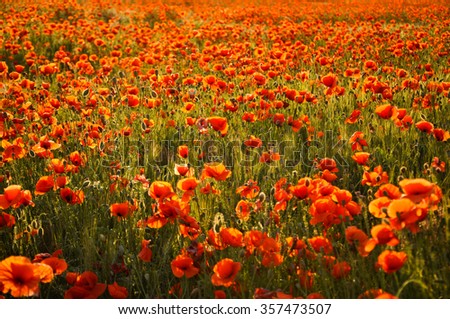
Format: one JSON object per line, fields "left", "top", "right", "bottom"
{"left": 0, "top": 0, "right": 449, "bottom": 299}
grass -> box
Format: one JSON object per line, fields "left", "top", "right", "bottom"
{"left": 0, "top": 0, "right": 449, "bottom": 299}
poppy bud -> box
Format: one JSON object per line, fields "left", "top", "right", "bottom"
{"left": 397, "top": 175, "right": 404, "bottom": 182}
{"left": 259, "top": 192, "right": 266, "bottom": 203}
{"left": 400, "top": 166, "right": 407, "bottom": 174}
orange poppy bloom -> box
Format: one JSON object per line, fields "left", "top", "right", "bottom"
{"left": 309, "top": 198, "right": 338, "bottom": 227}
{"left": 220, "top": 227, "right": 244, "bottom": 247}
{"left": 142, "top": 214, "right": 168, "bottom": 229}
{"left": 0, "top": 256, "right": 53, "bottom": 297}
{"left": 431, "top": 157, "right": 446, "bottom": 173}
{"left": 55, "top": 175, "right": 69, "bottom": 189}
{"left": 200, "top": 182, "right": 221, "bottom": 195}
{"left": 170, "top": 255, "right": 199, "bottom": 279}
{"left": 244, "top": 230, "right": 266, "bottom": 255}
{"left": 236, "top": 180, "right": 260, "bottom": 199}
{"left": 297, "top": 268, "right": 315, "bottom": 289}
{"left": 201, "top": 163, "right": 231, "bottom": 181}
{"left": 235, "top": 200, "right": 253, "bottom": 221}
{"left": 214, "top": 290, "right": 226, "bottom": 299}
{"left": 362, "top": 165, "right": 388, "bottom": 186}
{"left": 259, "top": 151, "right": 281, "bottom": 163}
{"left": 376, "top": 250, "right": 407, "bottom": 274}
{"left": 321, "top": 73, "right": 338, "bottom": 88}
{"left": 345, "top": 109, "right": 362, "bottom": 124}
{"left": 50, "top": 159, "right": 67, "bottom": 174}
{"left": 415, "top": 120, "right": 434, "bottom": 133}
{"left": 316, "top": 158, "right": 338, "bottom": 172}
{"left": 433, "top": 128, "right": 450, "bottom": 142}
{"left": 370, "top": 224, "right": 399, "bottom": 246}
{"left": 148, "top": 181, "right": 176, "bottom": 201}
{"left": 262, "top": 251, "right": 284, "bottom": 267}
{"left": 1, "top": 185, "right": 34, "bottom": 209}
{"left": 177, "top": 177, "right": 199, "bottom": 192}
{"left": 207, "top": 116, "right": 228, "bottom": 136}
{"left": 178, "top": 145, "right": 189, "bottom": 158}
{"left": 211, "top": 258, "right": 241, "bottom": 287}
{"left": 0, "top": 212, "right": 16, "bottom": 228}
{"left": 244, "top": 136, "right": 263, "bottom": 148}
{"left": 308, "top": 236, "right": 333, "bottom": 254}
{"left": 375, "top": 104, "right": 397, "bottom": 119}
{"left": 137, "top": 239, "right": 152, "bottom": 262}
{"left": 3, "top": 185, "right": 22, "bottom": 203}
{"left": 1, "top": 138, "right": 27, "bottom": 162}
{"left": 331, "top": 261, "right": 351, "bottom": 279}
{"left": 174, "top": 164, "right": 195, "bottom": 177}
{"left": 319, "top": 169, "right": 338, "bottom": 183}
{"left": 399, "top": 178, "right": 437, "bottom": 203}
{"left": 368, "top": 197, "right": 391, "bottom": 218}
{"left": 110, "top": 201, "right": 136, "bottom": 220}
{"left": 374, "top": 184, "right": 402, "bottom": 199}
{"left": 39, "top": 257, "right": 68, "bottom": 275}
{"left": 64, "top": 271, "right": 106, "bottom": 299}
{"left": 31, "top": 135, "right": 61, "bottom": 158}
{"left": 60, "top": 188, "right": 84, "bottom": 205}
{"left": 35, "top": 175, "right": 55, "bottom": 195}
{"left": 345, "top": 226, "right": 373, "bottom": 256}
{"left": 349, "top": 131, "right": 368, "bottom": 151}
{"left": 352, "top": 152, "right": 371, "bottom": 167}
{"left": 358, "top": 289, "right": 397, "bottom": 299}
{"left": 386, "top": 198, "right": 424, "bottom": 232}
{"left": 108, "top": 282, "right": 128, "bottom": 299}
{"left": 69, "top": 151, "right": 86, "bottom": 167}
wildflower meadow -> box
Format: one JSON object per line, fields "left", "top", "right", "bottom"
{"left": 0, "top": 0, "right": 449, "bottom": 299}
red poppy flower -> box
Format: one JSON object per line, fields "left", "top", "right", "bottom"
{"left": 352, "top": 152, "right": 371, "bottom": 167}
{"left": 170, "top": 255, "right": 199, "bottom": 278}
{"left": 316, "top": 158, "right": 338, "bottom": 172}
{"left": 220, "top": 227, "right": 244, "bottom": 247}
{"left": 110, "top": 201, "right": 136, "bottom": 220}
{"left": 321, "top": 73, "right": 338, "bottom": 88}
{"left": 178, "top": 145, "right": 189, "bottom": 159}
{"left": 201, "top": 163, "right": 231, "bottom": 181}
{"left": 376, "top": 250, "right": 407, "bottom": 274}
{"left": 1, "top": 138, "right": 27, "bottom": 162}
{"left": 362, "top": 165, "right": 388, "bottom": 186}
{"left": 0, "top": 256, "right": 53, "bottom": 297}
{"left": 415, "top": 120, "right": 434, "bottom": 133}
{"left": 375, "top": 104, "right": 397, "bottom": 119}
{"left": 108, "top": 282, "right": 128, "bottom": 299}
{"left": 64, "top": 271, "right": 106, "bottom": 299}
{"left": 370, "top": 224, "right": 399, "bottom": 246}
{"left": 244, "top": 136, "right": 263, "bottom": 148}
{"left": 137, "top": 239, "right": 152, "bottom": 262}
{"left": 35, "top": 176, "right": 55, "bottom": 195}
{"left": 207, "top": 117, "right": 228, "bottom": 136}
{"left": 211, "top": 259, "right": 241, "bottom": 287}
{"left": 148, "top": 181, "right": 176, "bottom": 201}
{"left": 331, "top": 261, "right": 351, "bottom": 279}
{"left": 60, "top": 188, "right": 84, "bottom": 205}
{"left": 308, "top": 236, "right": 333, "bottom": 254}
